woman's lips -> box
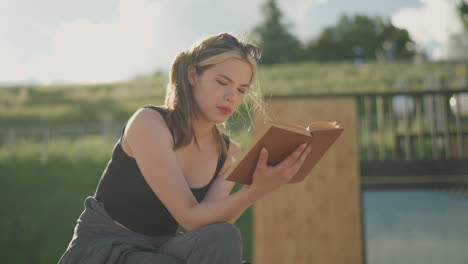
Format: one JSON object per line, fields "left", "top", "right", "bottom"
{"left": 217, "top": 106, "right": 232, "bottom": 115}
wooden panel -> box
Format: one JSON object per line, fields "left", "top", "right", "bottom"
{"left": 253, "top": 98, "right": 363, "bottom": 264}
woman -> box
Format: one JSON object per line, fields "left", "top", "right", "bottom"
{"left": 59, "top": 33, "right": 311, "bottom": 264}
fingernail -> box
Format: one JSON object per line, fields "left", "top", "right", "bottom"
{"left": 261, "top": 147, "right": 267, "bottom": 154}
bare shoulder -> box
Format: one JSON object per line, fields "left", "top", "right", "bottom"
{"left": 122, "top": 107, "right": 174, "bottom": 156}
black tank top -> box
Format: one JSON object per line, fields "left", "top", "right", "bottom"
{"left": 94, "top": 106, "right": 230, "bottom": 236}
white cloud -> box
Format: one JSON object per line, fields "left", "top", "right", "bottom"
{"left": 32, "top": 0, "right": 162, "bottom": 84}
{"left": 391, "top": 0, "right": 462, "bottom": 59}
{"left": 0, "top": 1, "right": 52, "bottom": 83}
{"left": 0, "top": 0, "right": 332, "bottom": 84}
{"left": 0, "top": 39, "right": 28, "bottom": 82}
{"left": 0, "top": 0, "right": 267, "bottom": 84}
{"left": 278, "top": 0, "right": 329, "bottom": 40}
{"left": 4, "top": 0, "right": 462, "bottom": 84}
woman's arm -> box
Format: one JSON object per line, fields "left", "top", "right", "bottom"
{"left": 125, "top": 108, "right": 310, "bottom": 232}
{"left": 226, "top": 185, "right": 251, "bottom": 224}
{"left": 202, "top": 141, "right": 249, "bottom": 224}
{"left": 186, "top": 141, "right": 310, "bottom": 229}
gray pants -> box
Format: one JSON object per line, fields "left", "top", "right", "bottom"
{"left": 126, "top": 223, "right": 243, "bottom": 263}
{"left": 58, "top": 197, "right": 243, "bottom": 264}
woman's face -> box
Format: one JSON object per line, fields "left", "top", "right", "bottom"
{"left": 190, "top": 58, "right": 253, "bottom": 124}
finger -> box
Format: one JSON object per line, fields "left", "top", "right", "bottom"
{"left": 300, "top": 146, "right": 311, "bottom": 162}
{"left": 289, "top": 146, "right": 311, "bottom": 175}
{"left": 277, "top": 143, "right": 307, "bottom": 170}
{"left": 255, "top": 147, "right": 269, "bottom": 172}
{"left": 276, "top": 143, "right": 307, "bottom": 171}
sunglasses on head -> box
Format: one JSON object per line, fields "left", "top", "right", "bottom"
{"left": 220, "top": 33, "right": 262, "bottom": 61}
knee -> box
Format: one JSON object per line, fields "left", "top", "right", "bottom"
{"left": 196, "top": 222, "right": 242, "bottom": 248}
{"left": 188, "top": 223, "right": 243, "bottom": 263}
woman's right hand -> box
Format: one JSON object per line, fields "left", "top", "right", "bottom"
{"left": 249, "top": 143, "right": 311, "bottom": 196}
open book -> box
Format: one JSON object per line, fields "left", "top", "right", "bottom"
{"left": 226, "top": 121, "right": 344, "bottom": 185}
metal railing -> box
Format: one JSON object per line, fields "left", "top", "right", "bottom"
{"left": 356, "top": 89, "right": 468, "bottom": 161}
{"left": 267, "top": 89, "right": 468, "bottom": 188}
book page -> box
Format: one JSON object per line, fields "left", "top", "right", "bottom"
{"left": 307, "top": 121, "right": 341, "bottom": 131}
{"left": 271, "top": 122, "right": 311, "bottom": 136}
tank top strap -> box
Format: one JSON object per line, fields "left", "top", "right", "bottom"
{"left": 118, "top": 105, "right": 175, "bottom": 143}
{"left": 142, "top": 105, "right": 176, "bottom": 145}
{"left": 208, "top": 134, "right": 231, "bottom": 185}
{"left": 142, "top": 105, "right": 169, "bottom": 119}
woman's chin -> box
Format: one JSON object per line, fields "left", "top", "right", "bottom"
{"left": 214, "top": 118, "right": 228, "bottom": 124}
{"left": 213, "top": 113, "right": 231, "bottom": 123}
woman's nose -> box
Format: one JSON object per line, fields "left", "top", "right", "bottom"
{"left": 224, "top": 88, "right": 235, "bottom": 101}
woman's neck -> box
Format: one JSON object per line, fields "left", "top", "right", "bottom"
{"left": 192, "top": 118, "right": 216, "bottom": 144}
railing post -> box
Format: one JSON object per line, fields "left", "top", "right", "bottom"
{"left": 376, "top": 96, "right": 385, "bottom": 160}
{"left": 440, "top": 94, "right": 450, "bottom": 159}
{"left": 454, "top": 93, "right": 464, "bottom": 158}
{"left": 415, "top": 96, "right": 424, "bottom": 159}
{"left": 364, "top": 96, "right": 373, "bottom": 160}
{"left": 402, "top": 96, "right": 411, "bottom": 160}
{"left": 387, "top": 95, "right": 396, "bottom": 159}
{"left": 427, "top": 94, "right": 438, "bottom": 159}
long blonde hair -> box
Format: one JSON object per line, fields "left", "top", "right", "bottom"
{"left": 164, "top": 34, "right": 259, "bottom": 156}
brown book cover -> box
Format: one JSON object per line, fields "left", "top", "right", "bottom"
{"left": 226, "top": 122, "right": 344, "bottom": 185}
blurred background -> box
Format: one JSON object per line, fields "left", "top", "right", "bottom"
{"left": 1, "top": 0, "right": 468, "bottom": 263}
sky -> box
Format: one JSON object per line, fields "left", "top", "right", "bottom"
{"left": 0, "top": 0, "right": 464, "bottom": 85}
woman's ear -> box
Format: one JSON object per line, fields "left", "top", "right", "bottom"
{"left": 187, "top": 66, "right": 196, "bottom": 87}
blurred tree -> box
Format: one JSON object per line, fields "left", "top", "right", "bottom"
{"left": 448, "top": 1, "right": 468, "bottom": 61}
{"left": 253, "top": 0, "right": 305, "bottom": 64}
{"left": 458, "top": 0, "right": 468, "bottom": 29}
{"left": 306, "top": 14, "right": 416, "bottom": 62}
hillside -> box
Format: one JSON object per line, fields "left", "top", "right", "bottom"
{"left": 0, "top": 61, "right": 467, "bottom": 127}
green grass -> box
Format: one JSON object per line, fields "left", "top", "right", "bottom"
{"left": 1, "top": 137, "right": 113, "bottom": 263}
{"left": 1, "top": 133, "right": 254, "bottom": 263}
{"left": 1, "top": 61, "right": 467, "bottom": 127}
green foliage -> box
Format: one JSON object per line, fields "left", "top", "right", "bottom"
{"left": 0, "top": 77, "right": 167, "bottom": 126}
{"left": 2, "top": 61, "right": 467, "bottom": 128}
{"left": 252, "top": 0, "right": 417, "bottom": 64}
{"left": 253, "top": 0, "right": 305, "bottom": 64}
{"left": 458, "top": 1, "right": 468, "bottom": 30}
{"left": 0, "top": 136, "right": 253, "bottom": 263}
{"left": 306, "top": 14, "right": 416, "bottom": 61}
{"left": 0, "top": 122, "right": 255, "bottom": 263}
{"left": 1, "top": 138, "right": 112, "bottom": 263}
{"left": 447, "top": 1, "right": 468, "bottom": 61}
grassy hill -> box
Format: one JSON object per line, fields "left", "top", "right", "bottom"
{"left": 1, "top": 61, "right": 467, "bottom": 127}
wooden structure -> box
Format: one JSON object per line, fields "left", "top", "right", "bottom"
{"left": 253, "top": 97, "right": 363, "bottom": 264}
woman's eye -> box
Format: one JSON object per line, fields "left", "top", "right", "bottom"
{"left": 216, "top": 79, "right": 246, "bottom": 94}
{"left": 216, "top": 80, "right": 227, "bottom": 85}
